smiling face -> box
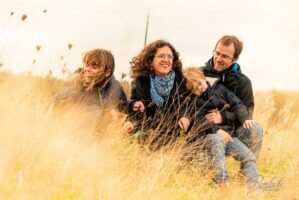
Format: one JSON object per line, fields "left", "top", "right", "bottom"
{"left": 151, "top": 46, "right": 174, "bottom": 77}
{"left": 190, "top": 78, "right": 208, "bottom": 96}
{"left": 213, "top": 42, "right": 237, "bottom": 72}
{"left": 83, "top": 64, "right": 104, "bottom": 84}
{"left": 183, "top": 67, "right": 208, "bottom": 96}
{"left": 81, "top": 49, "right": 115, "bottom": 88}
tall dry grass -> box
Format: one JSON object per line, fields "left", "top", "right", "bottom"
{"left": 0, "top": 72, "right": 298, "bottom": 199}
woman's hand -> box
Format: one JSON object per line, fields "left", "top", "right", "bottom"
{"left": 178, "top": 117, "right": 190, "bottom": 132}
{"left": 133, "top": 101, "right": 145, "bottom": 112}
{"left": 122, "top": 121, "right": 135, "bottom": 133}
{"left": 243, "top": 120, "right": 257, "bottom": 129}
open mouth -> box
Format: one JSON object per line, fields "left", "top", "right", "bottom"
{"left": 160, "top": 64, "right": 171, "bottom": 69}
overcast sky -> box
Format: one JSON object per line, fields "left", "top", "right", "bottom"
{"left": 0, "top": 0, "right": 298, "bottom": 90}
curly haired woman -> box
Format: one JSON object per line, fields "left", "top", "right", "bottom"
{"left": 123, "top": 40, "right": 189, "bottom": 148}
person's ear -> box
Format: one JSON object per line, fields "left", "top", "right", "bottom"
{"left": 233, "top": 57, "right": 239, "bottom": 63}
{"left": 186, "top": 82, "right": 191, "bottom": 90}
{"left": 149, "top": 63, "right": 154, "bottom": 71}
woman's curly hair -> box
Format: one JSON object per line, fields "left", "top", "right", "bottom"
{"left": 130, "top": 40, "right": 182, "bottom": 80}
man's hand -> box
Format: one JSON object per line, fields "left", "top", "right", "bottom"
{"left": 216, "top": 129, "right": 233, "bottom": 144}
{"left": 178, "top": 117, "right": 190, "bottom": 132}
{"left": 205, "top": 109, "right": 223, "bottom": 124}
{"left": 122, "top": 121, "right": 135, "bottom": 133}
{"left": 133, "top": 101, "right": 145, "bottom": 112}
{"left": 243, "top": 120, "right": 257, "bottom": 129}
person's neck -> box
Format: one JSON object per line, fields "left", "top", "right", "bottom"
{"left": 154, "top": 70, "right": 174, "bottom": 78}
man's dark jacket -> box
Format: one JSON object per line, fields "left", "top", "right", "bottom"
{"left": 201, "top": 58, "right": 254, "bottom": 124}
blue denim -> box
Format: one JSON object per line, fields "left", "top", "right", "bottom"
{"left": 233, "top": 124, "right": 263, "bottom": 160}
{"left": 205, "top": 134, "right": 258, "bottom": 185}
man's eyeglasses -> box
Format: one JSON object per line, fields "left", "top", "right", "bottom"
{"left": 212, "top": 50, "right": 234, "bottom": 60}
{"left": 155, "top": 54, "right": 174, "bottom": 61}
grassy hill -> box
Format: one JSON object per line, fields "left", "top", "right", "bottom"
{"left": 0, "top": 72, "right": 298, "bottom": 199}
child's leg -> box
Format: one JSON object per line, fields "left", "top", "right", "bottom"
{"left": 204, "top": 134, "right": 229, "bottom": 184}
{"left": 225, "top": 137, "right": 258, "bottom": 185}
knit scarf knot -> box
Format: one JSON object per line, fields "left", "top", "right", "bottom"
{"left": 150, "top": 70, "right": 175, "bottom": 107}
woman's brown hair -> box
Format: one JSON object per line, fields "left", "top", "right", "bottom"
{"left": 130, "top": 40, "right": 182, "bottom": 80}
{"left": 73, "top": 48, "right": 115, "bottom": 91}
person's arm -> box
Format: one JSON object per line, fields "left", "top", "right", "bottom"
{"left": 128, "top": 80, "right": 143, "bottom": 112}
{"left": 124, "top": 79, "right": 145, "bottom": 132}
{"left": 221, "top": 110, "right": 236, "bottom": 125}
{"left": 117, "top": 87, "right": 129, "bottom": 113}
{"left": 176, "top": 71, "right": 193, "bottom": 119}
{"left": 178, "top": 94, "right": 197, "bottom": 132}
{"left": 188, "top": 109, "right": 222, "bottom": 138}
{"left": 223, "top": 84, "right": 257, "bottom": 129}
{"left": 178, "top": 117, "right": 190, "bottom": 132}
{"left": 205, "top": 88, "right": 236, "bottom": 126}
{"left": 108, "top": 79, "right": 129, "bottom": 113}
{"left": 247, "top": 106, "right": 254, "bottom": 119}
{"left": 178, "top": 93, "right": 193, "bottom": 120}
{"left": 237, "top": 76, "right": 254, "bottom": 119}
{"left": 224, "top": 85, "right": 249, "bottom": 125}
{"left": 53, "top": 85, "right": 75, "bottom": 106}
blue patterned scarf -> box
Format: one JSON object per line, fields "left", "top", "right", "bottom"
{"left": 150, "top": 70, "right": 176, "bottom": 107}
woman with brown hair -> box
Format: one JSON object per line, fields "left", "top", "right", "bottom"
{"left": 123, "top": 40, "right": 189, "bottom": 147}
{"left": 55, "top": 48, "right": 127, "bottom": 113}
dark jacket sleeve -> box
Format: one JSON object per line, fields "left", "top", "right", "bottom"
{"left": 220, "top": 110, "right": 236, "bottom": 126}
{"left": 104, "top": 78, "right": 128, "bottom": 113}
{"left": 128, "top": 79, "right": 146, "bottom": 113}
{"left": 222, "top": 85, "right": 249, "bottom": 124}
{"left": 53, "top": 85, "right": 80, "bottom": 106}
{"left": 125, "top": 78, "right": 147, "bottom": 129}
{"left": 178, "top": 97, "right": 191, "bottom": 119}
{"left": 200, "top": 117, "right": 221, "bottom": 134}
{"left": 190, "top": 111, "right": 220, "bottom": 137}
{"left": 117, "top": 87, "right": 129, "bottom": 113}
{"left": 181, "top": 95, "right": 220, "bottom": 137}
{"left": 177, "top": 91, "right": 193, "bottom": 119}
{"left": 128, "top": 80, "right": 138, "bottom": 112}
{"left": 237, "top": 75, "right": 254, "bottom": 119}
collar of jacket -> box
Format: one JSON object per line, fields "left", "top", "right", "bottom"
{"left": 199, "top": 81, "right": 212, "bottom": 101}
{"left": 95, "top": 75, "right": 115, "bottom": 90}
{"left": 93, "top": 75, "right": 116, "bottom": 100}
{"left": 206, "top": 57, "right": 242, "bottom": 75}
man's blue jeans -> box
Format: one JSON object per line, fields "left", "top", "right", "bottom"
{"left": 205, "top": 134, "right": 258, "bottom": 184}
{"left": 233, "top": 124, "right": 263, "bottom": 160}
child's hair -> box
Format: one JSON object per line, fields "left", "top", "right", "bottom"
{"left": 183, "top": 67, "right": 205, "bottom": 90}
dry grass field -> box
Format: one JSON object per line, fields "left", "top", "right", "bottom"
{"left": 0, "top": 72, "right": 298, "bottom": 199}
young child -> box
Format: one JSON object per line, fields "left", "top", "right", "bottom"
{"left": 179, "top": 67, "right": 258, "bottom": 188}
